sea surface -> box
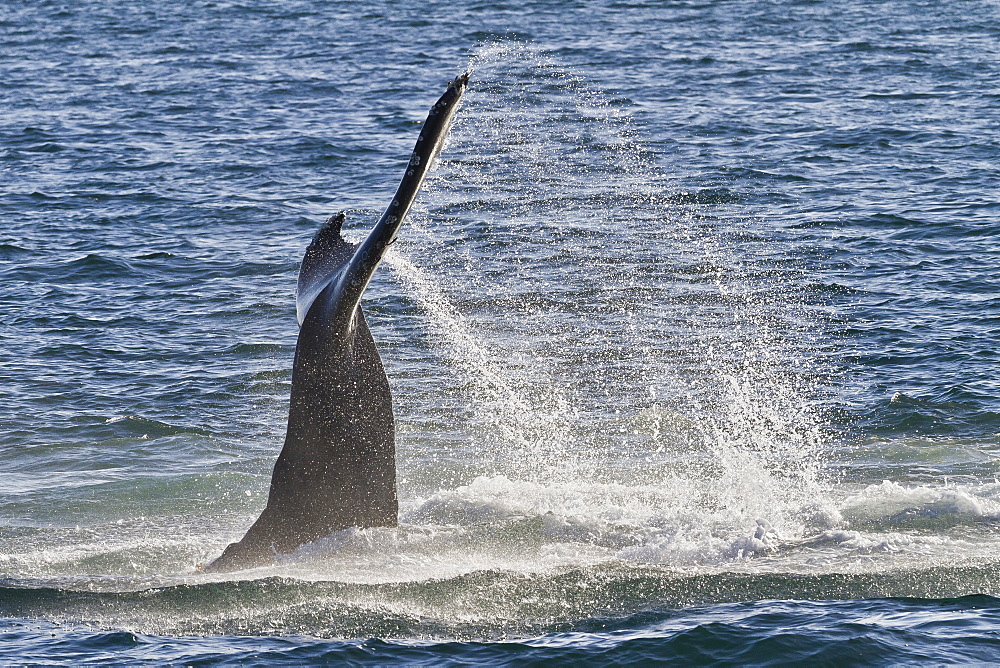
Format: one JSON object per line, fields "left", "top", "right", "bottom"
{"left": 2, "top": 0, "right": 999, "bottom": 664}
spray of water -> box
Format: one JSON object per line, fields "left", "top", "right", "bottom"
{"left": 385, "top": 40, "right": 834, "bottom": 553}
{"left": 386, "top": 249, "right": 575, "bottom": 477}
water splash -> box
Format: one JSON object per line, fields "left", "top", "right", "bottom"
{"left": 389, "top": 40, "right": 833, "bottom": 546}
{"left": 385, "top": 250, "right": 574, "bottom": 478}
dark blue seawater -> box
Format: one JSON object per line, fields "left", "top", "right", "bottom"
{"left": 2, "top": 0, "right": 999, "bottom": 664}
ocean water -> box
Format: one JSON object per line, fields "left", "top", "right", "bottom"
{"left": 2, "top": 0, "right": 999, "bottom": 664}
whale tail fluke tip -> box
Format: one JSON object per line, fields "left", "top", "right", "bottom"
{"left": 321, "top": 211, "right": 346, "bottom": 236}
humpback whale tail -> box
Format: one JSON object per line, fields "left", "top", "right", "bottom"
{"left": 204, "top": 73, "right": 469, "bottom": 573}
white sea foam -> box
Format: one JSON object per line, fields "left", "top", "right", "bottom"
{"left": 840, "top": 480, "right": 1000, "bottom": 526}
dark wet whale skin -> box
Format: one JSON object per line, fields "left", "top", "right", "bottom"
{"left": 206, "top": 73, "right": 469, "bottom": 572}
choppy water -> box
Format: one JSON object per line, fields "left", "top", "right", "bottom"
{"left": 2, "top": 0, "right": 999, "bottom": 664}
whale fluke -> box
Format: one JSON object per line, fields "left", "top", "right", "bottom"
{"left": 204, "top": 72, "right": 469, "bottom": 572}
